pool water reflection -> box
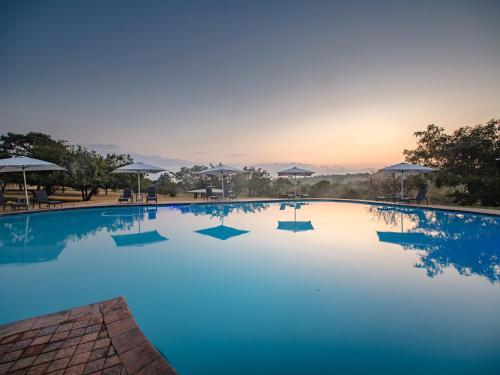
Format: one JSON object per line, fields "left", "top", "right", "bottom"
{"left": 0, "top": 201, "right": 499, "bottom": 374}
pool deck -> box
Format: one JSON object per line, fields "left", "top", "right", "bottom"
{"left": 0, "top": 197, "right": 498, "bottom": 217}
{"left": 0, "top": 297, "right": 177, "bottom": 375}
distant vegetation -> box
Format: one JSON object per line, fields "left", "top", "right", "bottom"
{"left": 1, "top": 119, "right": 498, "bottom": 207}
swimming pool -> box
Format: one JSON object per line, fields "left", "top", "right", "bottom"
{"left": 1, "top": 201, "right": 499, "bottom": 374}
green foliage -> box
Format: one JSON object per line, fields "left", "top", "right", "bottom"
{"left": 242, "top": 167, "right": 272, "bottom": 197}
{"left": 65, "top": 146, "right": 107, "bottom": 201}
{"left": 367, "top": 174, "right": 400, "bottom": 198}
{"left": 271, "top": 177, "right": 292, "bottom": 196}
{"left": 0, "top": 132, "right": 70, "bottom": 194}
{"left": 404, "top": 119, "right": 500, "bottom": 206}
{"left": 102, "top": 153, "right": 134, "bottom": 193}
{"left": 0, "top": 132, "right": 134, "bottom": 201}
{"left": 310, "top": 180, "right": 332, "bottom": 197}
{"left": 174, "top": 165, "right": 210, "bottom": 191}
{"left": 155, "top": 173, "right": 177, "bottom": 197}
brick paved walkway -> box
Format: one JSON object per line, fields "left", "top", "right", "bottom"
{"left": 0, "top": 297, "right": 177, "bottom": 375}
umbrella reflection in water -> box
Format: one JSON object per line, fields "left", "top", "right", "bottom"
{"left": 194, "top": 206, "right": 249, "bottom": 240}
{"left": 0, "top": 214, "right": 65, "bottom": 265}
{"left": 372, "top": 205, "right": 500, "bottom": 282}
{"left": 277, "top": 202, "right": 314, "bottom": 233}
{"left": 110, "top": 207, "right": 168, "bottom": 247}
{"left": 376, "top": 206, "right": 436, "bottom": 249}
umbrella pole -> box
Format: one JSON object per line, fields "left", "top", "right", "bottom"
{"left": 400, "top": 171, "right": 404, "bottom": 201}
{"left": 137, "top": 173, "right": 141, "bottom": 202}
{"left": 22, "top": 169, "right": 29, "bottom": 209}
{"left": 221, "top": 173, "right": 225, "bottom": 200}
{"left": 294, "top": 175, "right": 297, "bottom": 198}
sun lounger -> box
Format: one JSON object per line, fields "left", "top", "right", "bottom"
{"left": 377, "top": 193, "right": 401, "bottom": 202}
{"left": 223, "top": 186, "right": 236, "bottom": 200}
{"left": 9, "top": 199, "right": 29, "bottom": 212}
{"left": 0, "top": 194, "right": 7, "bottom": 211}
{"left": 119, "top": 188, "right": 132, "bottom": 203}
{"left": 205, "top": 187, "right": 217, "bottom": 200}
{"left": 146, "top": 187, "right": 158, "bottom": 203}
{"left": 35, "top": 190, "right": 63, "bottom": 208}
{"left": 401, "top": 189, "right": 428, "bottom": 204}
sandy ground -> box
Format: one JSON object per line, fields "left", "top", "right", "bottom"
{"left": 1, "top": 188, "right": 498, "bottom": 216}
{"left": 0, "top": 188, "right": 268, "bottom": 214}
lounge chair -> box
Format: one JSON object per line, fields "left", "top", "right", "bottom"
{"left": 279, "top": 192, "right": 288, "bottom": 198}
{"left": 0, "top": 194, "right": 7, "bottom": 210}
{"left": 401, "top": 189, "right": 428, "bottom": 205}
{"left": 9, "top": 199, "right": 29, "bottom": 212}
{"left": 205, "top": 187, "right": 217, "bottom": 200}
{"left": 146, "top": 187, "right": 158, "bottom": 203}
{"left": 119, "top": 188, "right": 132, "bottom": 203}
{"left": 377, "top": 193, "right": 401, "bottom": 202}
{"left": 223, "top": 186, "right": 236, "bottom": 200}
{"left": 35, "top": 190, "right": 63, "bottom": 208}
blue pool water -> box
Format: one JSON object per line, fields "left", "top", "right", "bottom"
{"left": 0, "top": 201, "right": 499, "bottom": 374}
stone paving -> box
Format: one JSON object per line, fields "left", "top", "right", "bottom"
{"left": 0, "top": 297, "right": 177, "bottom": 375}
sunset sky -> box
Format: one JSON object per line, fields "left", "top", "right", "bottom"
{"left": 1, "top": 0, "right": 499, "bottom": 170}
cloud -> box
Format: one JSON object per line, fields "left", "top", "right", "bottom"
{"left": 84, "top": 143, "right": 381, "bottom": 175}
{"left": 84, "top": 143, "right": 122, "bottom": 153}
{"left": 227, "top": 153, "right": 247, "bottom": 158}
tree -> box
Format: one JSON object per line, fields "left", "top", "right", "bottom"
{"left": 367, "top": 174, "right": 400, "bottom": 199}
{"left": 65, "top": 146, "right": 108, "bottom": 201}
{"left": 404, "top": 119, "right": 500, "bottom": 206}
{"left": 155, "top": 173, "right": 177, "bottom": 197}
{"left": 0, "top": 132, "right": 70, "bottom": 194}
{"left": 175, "top": 165, "right": 209, "bottom": 191}
{"left": 242, "top": 167, "right": 272, "bottom": 197}
{"left": 310, "top": 180, "right": 332, "bottom": 197}
{"left": 271, "top": 177, "right": 292, "bottom": 197}
{"left": 102, "top": 153, "right": 134, "bottom": 194}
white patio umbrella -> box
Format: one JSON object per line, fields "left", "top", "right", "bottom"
{"left": 111, "top": 162, "right": 165, "bottom": 201}
{"left": 0, "top": 156, "right": 65, "bottom": 209}
{"left": 199, "top": 163, "right": 245, "bottom": 199}
{"left": 378, "top": 162, "right": 436, "bottom": 199}
{"left": 278, "top": 166, "right": 314, "bottom": 197}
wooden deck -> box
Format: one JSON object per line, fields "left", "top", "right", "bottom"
{"left": 0, "top": 297, "right": 177, "bottom": 375}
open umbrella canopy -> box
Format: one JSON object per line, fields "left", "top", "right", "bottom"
{"left": 112, "top": 162, "right": 165, "bottom": 201}
{"left": 198, "top": 163, "right": 245, "bottom": 199}
{"left": 278, "top": 167, "right": 314, "bottom": 197}
{"left": 378, "top": 162, "right": 435, "bottom": 174}
{"left": 199, "top": 163, "right": 245, "bottom": 176}
{"left": 0, "top": 156, "right": 66, "bottom": 172}
{"left": 111, "top": 162, "right": 165, "bottom": 174}
{"left": 0, "top": 156, "right": 66, "bottom": 208}
{"left": 378, "top": 162, "right": 435, "bottom": 199}
{"left": 277, "top": 166, "right": 314, "bottom": 177}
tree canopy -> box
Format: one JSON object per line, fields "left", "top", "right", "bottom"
{"left": 404, "top": 119, "right": 499, "bottom": 206}
{"left": 0, "top": 132, "right": 134, "bottom": 200}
